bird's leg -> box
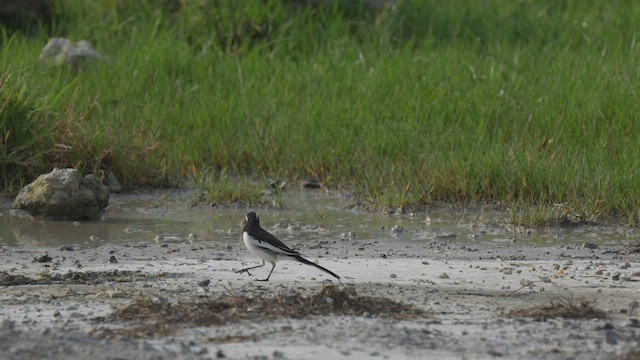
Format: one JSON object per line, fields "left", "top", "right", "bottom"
{"left": 236, "top": 259, "right": 265, "bottom": 276}
{"left": 256, "top": 263, "right": 276, "bottom": 282}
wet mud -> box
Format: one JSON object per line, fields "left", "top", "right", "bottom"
{"left": 0, "top": 191, "right": 639, "bottom": 359}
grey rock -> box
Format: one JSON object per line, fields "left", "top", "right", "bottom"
{"left": 39, "top": 37, "right": 107, "bottom": 67}
{"left": 13, "top": 168, "right": 109, "bottom": 220}
{"left": 34, "top": 254, "right": 52, "bottom": 263}
{"left": 103, "top": 171, "right": 122, "bottom": 193}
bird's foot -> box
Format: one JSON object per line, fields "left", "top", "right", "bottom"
{"left": 255, "top": 278, "right": 270, "bottom": 282}
{"left": 235, "top": 268, "right": 253, "bottom": 276}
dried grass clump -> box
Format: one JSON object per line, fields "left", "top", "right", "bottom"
{"left": 506, "top": 298, "right": 605, "bottom": 319}
{"left": 0, "top": 270, "right": 156, "bottom": 286}
{"left": 99, "top": 285, "right": 427, "bottom": 338}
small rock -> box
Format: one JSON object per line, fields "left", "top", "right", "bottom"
{"left": 102, "top": 171, "right": 122, "bottom": 193}
{"left": 198, "top": 279, "right": 210, "bottom": 287}
{"left": 520, "top": 279, "right": 533, "bottom": 287}
{"left": 391, "top": 225, "right": 403, "bottom": 235}
{"left": 195, "top": 348, "right": 209, "bottom": 356}
{"left": 435, "top": 233, "right": 457, "bottom": 240}
{"left": 106, "top": 290, "right": 126, "bottom": 298}
{"left": 34, "top": 254, "right": 52, "bottom": 263}
{"left": 612, "top": 272, "right": 621, "bottom": 281}
{"left": 301, "top": 179, "right": 321, "bottom": 189}
{"left": 582, "top": 242, "right": 598, "bottom": 250}
{"left": 390, "top": 273, "right": 397, "bottom": 279}
{"left": 439, "top": 273, "right": 449, "bottom": 279}
{"left": 39, "top": 37, "right": 107, "bottom": 66}
{"left": 108, "top": 256, "right": 118, "bottom": 264}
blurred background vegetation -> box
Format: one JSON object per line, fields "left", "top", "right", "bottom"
{"left": 2, "top": 0, "right": 640, "bottom": 225}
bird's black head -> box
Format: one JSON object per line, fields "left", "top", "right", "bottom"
{"left": 244, "top": 212, "right": 259, "bottom": 227}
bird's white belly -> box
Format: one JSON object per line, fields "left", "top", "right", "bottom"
{"left": 243, "top": 232, "right": 279, "bottom": 263}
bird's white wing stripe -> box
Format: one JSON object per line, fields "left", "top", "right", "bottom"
{"left": 244, "top": 233, "right": 299, "bottom": 256}
{"left": 255, "top": 240, "right": 299, "bottom": 256}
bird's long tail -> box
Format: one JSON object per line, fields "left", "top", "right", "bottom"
{"left": 295, "top": 255, "right": 341, "bottom": 280}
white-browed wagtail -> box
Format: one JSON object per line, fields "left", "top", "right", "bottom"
{"left": 236, "top": 212, "right": 341, "bottom": 282}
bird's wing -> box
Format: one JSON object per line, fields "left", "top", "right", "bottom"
{"left": 255, "top": 228, "right": 301, "bottom": 255}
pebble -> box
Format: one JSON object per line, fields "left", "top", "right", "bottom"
{"left": 34, "top": 254, "right": 53, "bottom": 263}
{"left": 108, "top": 256, "right": 118, "bottom": 264}
{"left": 612, "top": 272, "right": 621, "bottom": 281}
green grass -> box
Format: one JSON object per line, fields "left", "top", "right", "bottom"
{"left": 188, "top": 167, "right": 270, "bottom": 207}
{"left": 2, "top": 0, "right": 640, "bottom": 225}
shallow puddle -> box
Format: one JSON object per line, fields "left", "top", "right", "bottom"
{"left": 0, "top": 189, "right": 634, "bottom": 248}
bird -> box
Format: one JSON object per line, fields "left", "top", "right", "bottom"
{"left": 236, "top": 212, "right": 341, "bottom": 283}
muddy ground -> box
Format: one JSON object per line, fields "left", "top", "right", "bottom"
{"left": 1, "top": 228, "right": 640, "bottom": 360}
